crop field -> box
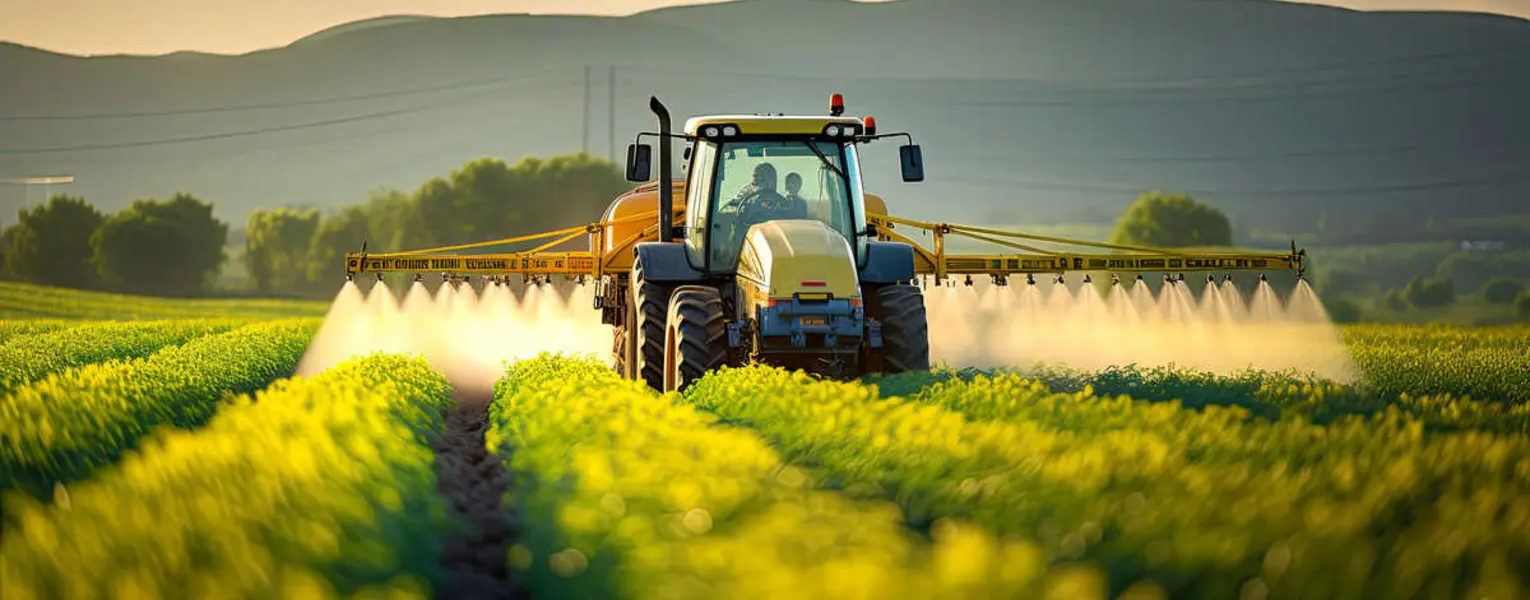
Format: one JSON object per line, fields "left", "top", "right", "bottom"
{"left": 1, "top": 301, "right": 1527, "bottom": 598}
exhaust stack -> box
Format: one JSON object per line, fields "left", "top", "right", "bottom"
{"left": 650, "top": 97, "right": 675, "bottom": 243}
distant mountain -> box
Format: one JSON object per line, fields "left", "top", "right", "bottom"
{"left": 1, "top": 0, "right": 1526, "bottom": 242}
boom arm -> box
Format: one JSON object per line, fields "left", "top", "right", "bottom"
{"left": 342, "top": 210, "right": 1304, "bottom": 282}
{"left": 866, "top": 213, "right": 1305, "bottom": 282}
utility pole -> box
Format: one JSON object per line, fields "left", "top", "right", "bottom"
{"left": 608, "top": 65, "right": 618, "bottom": 161}
{"left": 582, "top": 65, "right": 592, "bottom": 154}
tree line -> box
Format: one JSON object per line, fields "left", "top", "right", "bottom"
{"left": 0, "top": 152, "right": 631, "bottom": 298}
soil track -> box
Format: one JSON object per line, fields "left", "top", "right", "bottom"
{"left": 433, "top": 391, "right": 525, "bottom": 600}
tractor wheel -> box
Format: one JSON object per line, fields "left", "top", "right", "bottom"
{"left": 870, "top": 283, "right": 930, "bottom": 374}
{"left": 632, "top": 259, "right": 672, "bottom": 392}
{"left": 663, "top": 285, "right": 728, "bottom": 393}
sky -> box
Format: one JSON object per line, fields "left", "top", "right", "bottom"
{"left": 0, "top": 0, "right": 1526, "bottom": 56}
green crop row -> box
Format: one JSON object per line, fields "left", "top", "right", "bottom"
{"left": 0, "top": 320, "right": 78, "bottom": 346}
{"left": 0, "top": 318, "right": 319, "bottom": 498}
{"left": 0, "top": 319, "right": 239, "bottom": 396}
{"left": 685, "top": 365, "right": 1530, "bottom": 600}
{"left": 0, "top": 281, "right": 328, "bottom": 322}
{"left": 486, "top": 354, "right": 1097, "bottom": 600}
{"left": 0, "top": 353, "right": 455, "bottom": 600}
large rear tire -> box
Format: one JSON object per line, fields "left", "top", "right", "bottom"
{"left": 869, "top": 283, "right": 930, "bottom": 374}
{"left": 663, "top": 285, "right": 728, "bottom": 393}
{"left": 632, "top": 259, "right": 672, "bottom": 392}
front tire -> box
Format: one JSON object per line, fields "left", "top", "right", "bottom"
{"left": 663, "top": 285, "right": 728, "bottom": 393}
{"left": 868, "top": 283, "right": 930, "bottom": 374}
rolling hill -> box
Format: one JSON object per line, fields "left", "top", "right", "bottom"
{"left": 0, "top": 0, "right": 1526, "bottom": 246}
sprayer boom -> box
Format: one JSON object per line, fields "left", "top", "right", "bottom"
{"left": 343, "top": 208, "right": 1304, "bottom": 283}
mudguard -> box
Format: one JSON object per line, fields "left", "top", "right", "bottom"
{"left": 633, "top": 241, "right": 704, "bottom": 282}
{"left": 858, "top": 241, "right": 916, "bottom": 284}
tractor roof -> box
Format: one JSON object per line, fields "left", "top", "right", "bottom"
{"left": 683, "top": 115, "right": 865, "bottom": 136}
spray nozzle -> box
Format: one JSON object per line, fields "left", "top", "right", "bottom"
{"left": 1259, "top": 273, "right": 1268, "bottom": 282}
{"left": 1207, "top": 275, "right": 1215, "bottom": 283}
{"left": 1026, "top": 273, "right": 1036, "bottom": 285}
{"left": 1136, "top": 274, "right": 1145, "bottom": 282}
{"left": 964, "top": 275, "right": 973, "bottom": 287}
{"left": 345, "top": 273, "right": 354, "bottom": 282}
{"left": 1053, "top": 274, "right": 1065, "bottom": 285}
{"left": 376, "top": 272, "right": 385, "bottom": 282}
{"left": 1083, "top": 274, "right": 1093, "bottom": 284}
{"left": 992, "top": 274, "right": 1008, "bottom": 286}
{"left": 1176, "top": 273, "right": 1186, "bottom": 282}
{"left": 441, "top": 272, "right": 451, "bottom": 283}
{"left": 1164, "top": 274, "right": 1174, "bottom": 284}
{"left": 1223, "top": 274, "right": 1233, "bottom": 283}
{"left": 1111, "top": 275, "right": 1120, "bottom": 286}
{"left": 414, "top": 274, "right": 424, "bottom": 283}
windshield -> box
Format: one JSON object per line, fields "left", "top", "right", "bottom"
{"left": 706, "top": 140, "right": 856, "bottom": 271}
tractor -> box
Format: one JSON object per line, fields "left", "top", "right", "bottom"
{"left": 599, "top": 94, "right": 929, "bottom": 392}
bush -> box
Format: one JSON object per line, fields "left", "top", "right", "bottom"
{"left": 1481, "top": 278, "right": 1525, "bottom": 304}
{"left": 1383, "top": 289, "right": 1409, "bottom": 311}
{"left": 1322, "top": 296, "right": 1362, "bottom": 323}
{"left": 1403, "top": 276, "right": 1455, "bottom": 308}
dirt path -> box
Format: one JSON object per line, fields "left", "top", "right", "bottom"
{"left": 433, "top": 391, "right": 525, "bottom": 600}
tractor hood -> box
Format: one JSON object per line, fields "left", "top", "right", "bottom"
{"left": 737, "top": 219, "right": 860, "bottom": 301}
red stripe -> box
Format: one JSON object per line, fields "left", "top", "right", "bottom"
{"left": 801, "top": 281, "right": 826, "bottom": 287}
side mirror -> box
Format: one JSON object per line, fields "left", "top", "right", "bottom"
{"left": 626, "top": 143, "right": 653, "bottom": 182}
{"left": 899, "top": 144, "right": 924, "bottom": 183}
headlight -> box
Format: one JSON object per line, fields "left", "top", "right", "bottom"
{"left": 703, "top": 126, "right": 719, "bottom": 137}
{"left": 825, "top": 125, "right": 840, "bottom": 137}
{"left": 722, "top": 125, "right": 738, "bottom": 136}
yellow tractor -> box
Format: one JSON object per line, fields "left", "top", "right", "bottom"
{"left": 344, "top": 94, "right": 1307, "bottom": 392}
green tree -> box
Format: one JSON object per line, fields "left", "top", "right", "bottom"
{"left": 244, "top": 207, "right": 320, "bottom": 294}
{"left": 305, "top": 205, "right": 371, "bottom": 289}
{"left": 1402, "top": 276, "right": 1455, "bottom": 309}
{"left": 1110, "top": 191, "right": 1233, "bottom": 248}
{"left": 1, "top": 195, "right": 105, "bottom": 289}
{"left": 91, "top": 193, "right": 228, "bottom": 296}
{"left": 1481, "top": 278, "right": 1525, "bottom": 304}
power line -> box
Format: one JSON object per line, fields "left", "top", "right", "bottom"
{"left": 929, "top": 170, "right": 1530, "bottom": 196}
{"left": 609, "top": 65, "right": 617, "bottom": 162}
{"left": 932, "top": 134, "right": 1530, "bottom": 164}
{"left": 582, "top": 65, "right": 592, "bottom": 153}
{"left": 0, "top": 82, "right": 573, "bottom": 155}
{"left": 0, "top": 69, "right": 568, "bottom": 121}
{"left": 620, "top": 41, "right": 1530, "bottom": 88}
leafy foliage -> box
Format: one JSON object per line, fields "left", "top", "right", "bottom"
{"left": 89, "top": 193, "right": 229, "bottom": 296}
{"left": 1109, "top": 192, "right": 1233, "bottom": 248}
{"left": 687, "top": 357, "right": 1530, "bottom": 599}
{"left": 487, "top": 353, "right": 1082, "bottom": 600}
{"left": 0, "top": 320, "right": 77, "bottom": 345}
{"left": 0, "top": 195, "right": 105, "bottom": 289}
{"left": 0, "top": 353, "right": 454, "bottom": 599}
{"left": 244, "top": 207, "right": 320, "bottom": 294}
{"left": 1403, "top": 276, "right": 1455, "bottom": 308}
{"left": 0, "top": 319, "right": 235, "bottom": 395}
{"left": 1482, "top": 277, "right": 1525, "bottom": 304}
{"left": 0, "top": 281, "right": 326, "bottom": 321}
{"left": 0, "top": 318, "right": 319, "bottom": 498}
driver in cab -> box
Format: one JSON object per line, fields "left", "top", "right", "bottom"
{"left": 727, "top": 162, "right": 808, "bottom": 220}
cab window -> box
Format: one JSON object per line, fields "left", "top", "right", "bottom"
{"left": 707, "top": 140, "right": 854, "bottom": 272}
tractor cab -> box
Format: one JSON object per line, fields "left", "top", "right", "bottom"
{"left": 624, "top": 95, "right": 924, "bottom": 277}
